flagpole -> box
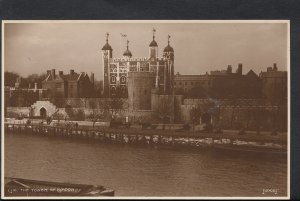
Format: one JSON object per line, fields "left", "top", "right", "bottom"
{"left": 120, "top": 33, "right": 127, "bottom": 55}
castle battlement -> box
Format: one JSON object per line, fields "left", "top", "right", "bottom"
{"left": 111, "top": 57, "right": 165, "bottom": 62}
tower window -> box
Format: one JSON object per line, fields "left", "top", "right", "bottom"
{"left": 121, "top": 76, "right": 126, "bottom": 83}
{"left": 111, "top": 76, "right": 116, "bottom": 83}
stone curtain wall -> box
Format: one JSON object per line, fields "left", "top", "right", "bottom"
{"left": 6, "top": 107, "right": 31, "bottom": 118}
{"left": 180, "top": 99, "right": 288, "bottom": 132}
{"left": 43, "top": 98, "right": 129, "bottom": 109}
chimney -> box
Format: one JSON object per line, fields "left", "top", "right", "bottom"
{"left": 237, "top": 63, "right": 243, "bottom": 75}
{"left": 273, "top": 63, "right": 278, "bottom": 71}
{"left": 267, "top": 67, "right": 272, "bottom": 72}
{"left": 90, "top": 73, "right": 94, "bottom": 84}
{"left": 51, "top": 69, "right": 56, "bottom": 78}
{"left": 70, "top": 69, "right": 75, "bottom": 75}
{"left": 227, "top": 65, "right": 232, "bottom": 73}
{"left": 59, "top": 71, "right": 63, "bottom": 76}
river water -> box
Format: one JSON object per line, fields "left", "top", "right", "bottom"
{"left": 4, "top": 133, "right": 287, "bottom": 197}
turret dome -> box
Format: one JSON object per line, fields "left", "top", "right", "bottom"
{"left": 164, "top": 35, "right": 174, "bottom": 52}
{"left": 163, "top": 44, "right": 174, "bottom": 52}
{"left": 123, "top": 40, "right": 132, "bottom": 57}
{"left": 123, "top": 49, "right": 132, "bottom": 57}
{"left": 102, "top": 42, "right": 112, "bottom": 50}
{"left": 149, "top": 40, "right": 158, "bottom": 47}
{"left": 102, "top": 33, "right": 112, "bottom": 50}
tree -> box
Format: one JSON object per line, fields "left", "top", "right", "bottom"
{"left": 190, "top": 104, "right": 202, "bottom": 131}
{"left": 88, "top": 111, "right": 101, "bottom": 127}
{"left": 51, "top": 109, "right": 65, "bottom": 124}
{"left": 88, "top": 101, "right": 103, "bottom": 127}
{"left": 98, "top": 98, "right": 126, "bottom": 121}
{"left": 4, "top": 71, "right": 20, "bottom": 87}
{"left": 94, "top": 80, "right": 103, "bottom": 97}
{"left": 25, "top": 73, "right": 47, "bottom": 88}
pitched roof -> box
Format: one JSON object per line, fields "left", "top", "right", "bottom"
{"left": 43, "top": 72, "right": 87, "bottom": 82}
{"left": 245, "top": 70, "right": 259, "bottom": 78}
{"left": 62, "top": 73, "right": 80, "bottom": 81}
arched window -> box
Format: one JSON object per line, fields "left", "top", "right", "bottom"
{"left": 111, "top": 86, "right": 116, "bottom": 95}
{"left": 121, "top": 76, "right": 126, "bottom": 83}
{"left": 111, "top": 76, "right": 116, "bottom": 83}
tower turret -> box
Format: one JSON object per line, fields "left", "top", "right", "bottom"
{"left": 149, "top": 28, "right": 158, "bottom": 61}
{"left": 102, "top": 32, "right": 113, "bottom": 97}
{"left": 123, "top": 40, "right": 132, "bottom": 58}
{"left": 163, "top": 35, "right": 174, "bottom": 60}
{"left": 162, "top": 35, "right": 175, "bottom": 94}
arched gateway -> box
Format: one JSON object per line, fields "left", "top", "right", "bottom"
{"left": 31, "top": 101, "right": 57, "bottom": 117}
{"left": 40, "top": 107, "right": 47, "bottom": 118}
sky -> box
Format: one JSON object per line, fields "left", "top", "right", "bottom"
{"left": 4, "top": 21, "right": 288, "bottom": 80}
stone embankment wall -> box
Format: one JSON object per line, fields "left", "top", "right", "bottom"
{"left": 42, "top": 98, "right": 129, "bottom": 109}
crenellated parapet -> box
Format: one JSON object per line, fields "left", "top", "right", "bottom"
{"left": 111, "top": 57, "right": 166, "bottom": 62}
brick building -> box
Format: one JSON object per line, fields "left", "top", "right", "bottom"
{"left": 259, "top": 63, "right": 287, "bottom": 104}
{"left": 42, "top": 69, "right": 94, "bottom": 98}
{"left": 174, "top": 64, "right": 262, "bottom": 99}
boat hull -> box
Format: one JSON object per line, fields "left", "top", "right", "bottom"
{"left": 4, "top": 177, "right": 115, "bottom": 197}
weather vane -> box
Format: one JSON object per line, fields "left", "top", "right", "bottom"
{"left": 168, "top": 35, "right": 171, "bottom": 45}
{"left": 127, "top": 40, "right": 129, "bottom": 49}
{"left": 152, "top": 28, "right": 156, "bottom": 40}
{"left": 106, "top": 32, "right": 109, "bottom": 43}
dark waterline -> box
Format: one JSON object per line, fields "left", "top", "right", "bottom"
{"left": 4, "top": 133, "right": 287, "bottom": 197}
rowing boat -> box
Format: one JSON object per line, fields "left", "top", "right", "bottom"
{"left": 4, "top": 177, "right": 115, "bottom": 197}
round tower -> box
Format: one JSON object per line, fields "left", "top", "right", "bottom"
{"left": 127, "top": 72, "right": 156, "bottom": 111}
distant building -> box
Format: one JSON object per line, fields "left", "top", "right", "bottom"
{"left": 173, "top": 73, "right": 211, "bottom": 97}
{"left": 260, "top": 63, "right": 287, "bottom": 104}
{"left": 42, "top": 69, "right": 94, "bottom": 98}
{"left": 174, "top": 64, "right": 262, "bottom": 99}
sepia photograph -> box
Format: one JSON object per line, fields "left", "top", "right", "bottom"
{"left": 1, "top": 20, "right": 289, "bottom": 199}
